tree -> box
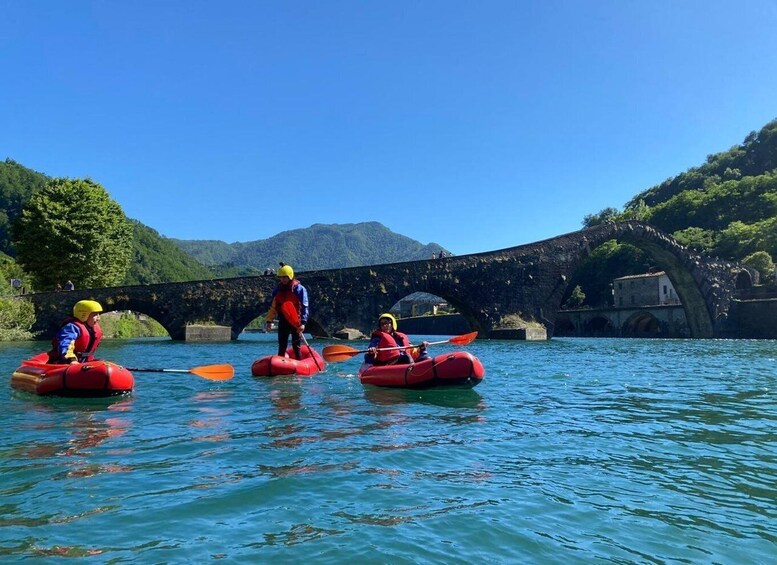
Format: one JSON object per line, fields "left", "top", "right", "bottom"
{"left": 0, "top": 159, "right": 49, "bottom": 256}
{"left": 582, "top": 207, "right": 620, "bottom": 228}
{"left": 672, "top": 227, "right": 719, "bottom": 253}
{"left": 742, "top": 251, "right": 775, "bottom": 284}
{"left": 621, "top": 199, "right": 651, "bottom": 222}
{"left": 12, "top": 178, "right": 133, "bottom": 289}
{"left": 563, "top": 285, "right": 586, "bottom": 309}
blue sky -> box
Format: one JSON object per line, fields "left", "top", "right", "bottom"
{"left": 2, "top": 1, "right": 776, "bottom": 256}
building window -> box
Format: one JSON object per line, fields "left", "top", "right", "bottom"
{"left": 663, "top": 285, "right": 667, "bottom": 294}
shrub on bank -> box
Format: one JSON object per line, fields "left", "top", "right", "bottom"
{"left": 100, "top": 312, "right": 167, "bottom": 338}
{"left": 0, "top": 297, "right": 35, "bottom": 341}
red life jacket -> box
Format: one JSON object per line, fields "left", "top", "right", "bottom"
{"left": 50, "top": 317, "right": 103, "bottom": 362}
{"left": 276, "top": 280, "right": 301, "bottom": 322}
{"left": 371, "top": 329, "right": 410, "bottom": 364}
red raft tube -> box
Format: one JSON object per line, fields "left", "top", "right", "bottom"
{"left": 11, "top": 353, "right": 134, "bottom": 397}
{"left": 358, "top": 350, "right": 484, "bottom": 389}
{"left": 251, "top": 347, "right": 326, "bottom": 377}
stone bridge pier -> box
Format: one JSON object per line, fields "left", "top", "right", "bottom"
{"left": 24, "top": 222, "right": 750, "bottom": 341}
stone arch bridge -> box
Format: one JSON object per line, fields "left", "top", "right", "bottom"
{"left": 24, "top": 221, "right": 749, "bottom": 341}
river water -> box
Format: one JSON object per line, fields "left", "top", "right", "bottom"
{"left": 0, "top": 334, "right": 774, "bottom": 563}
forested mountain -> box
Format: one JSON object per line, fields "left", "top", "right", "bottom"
{"left": 572, "top": 118, "right": 777, "bottom": 307}
{"left": 172, "top": 222, "right": 448, "bottom": 273}
{"left": 125, "top": 221, "right": 214, "bottom": 284}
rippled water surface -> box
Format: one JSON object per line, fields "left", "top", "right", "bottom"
{"left": 1, "top": 335, "right": 775, "bottom": 563}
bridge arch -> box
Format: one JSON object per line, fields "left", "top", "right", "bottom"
{"left": 621, "top": 311, "right": 662, "bottom": 336}
{"left": 585, "top": 315, "right": 616, "bottom": 336}
{"left": 735, "top": 270, "right": 753, "bottom": 289}
{"left": 553, "top": 317, "right": 576, "bottom": 336}
{"left": 23, "top": 222, "right": 743, "bottom": 341}
{"left": 547, "top": 222, "right": 743, "bottom": 339}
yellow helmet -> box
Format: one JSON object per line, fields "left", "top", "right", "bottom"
{"left": 378, "top": 313, "right": 397, "bottom": 331}
{"left": 277, "top": 264, "right": 294, "bottom": 279}
{"left": 73, "top": 300, "right": 103, "bottom": 322}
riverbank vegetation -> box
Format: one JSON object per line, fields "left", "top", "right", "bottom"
{"left": 100, "top": 311, "right": 167, "bottom": 339}
{"left": 0, "top": 254, "right": 35, "bottom": 340}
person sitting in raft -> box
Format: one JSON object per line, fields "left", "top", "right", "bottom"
{"left": 48, "top": 300, "right": 103, "bottom": 364}
{"left": 264, "top": 263, "right": 309, "bottom": 360}
{"left": 365, "top": 313, "right": 429, "bottom": 366}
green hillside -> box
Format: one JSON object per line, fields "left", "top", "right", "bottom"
{"left": 625, "top": 118, "right": 777, "bottom": 260}
{"left": 572, "top": 118, "right": 777, "bottom": 307}
{"left": 173, "top": 222, "right": 449, "bottom": 273}
{"left": 125, "top": 221, "right": 214, "bottom": 284}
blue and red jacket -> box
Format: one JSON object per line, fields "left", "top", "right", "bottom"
{"left": 49, "top": 317, "right": 102, "bottom": 363}
{"left": 266, "top": 279, "right": 309, "bottom": 325}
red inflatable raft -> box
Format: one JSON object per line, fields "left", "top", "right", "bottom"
{"left": 358, "top": 351, "right": 484, "bottom": 389}
{"left": 251, "top": 347, "right": 326, "bottom": 377}
{"left": 11, "top": 353, "right": 135, "bottom": 397}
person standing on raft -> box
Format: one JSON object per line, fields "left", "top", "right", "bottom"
{"left": 365, "top": 313, "right": 429, "bottom": 366}
{"left": 264, "top": 263, "right": 309, "bottom": 360}
{"left": 48, "top": 300, "right": 104, "bottom": 364}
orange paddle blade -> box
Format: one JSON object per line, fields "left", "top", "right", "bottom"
{"left": 189, "top": 364, "right": 235, "bottom": 380}
{"left": 322, "top": 344, "right": 363, "bottom": 363}
{"left": 448, "top": 331, "right": 478, "bottom": 346}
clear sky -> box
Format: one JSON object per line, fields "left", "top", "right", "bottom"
{"left": 2, "top": 1, "right": 776, "bottom": 256}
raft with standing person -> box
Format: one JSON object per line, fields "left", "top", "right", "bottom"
{"left": 252, "top": 263, "right": 326, "bottom": 377}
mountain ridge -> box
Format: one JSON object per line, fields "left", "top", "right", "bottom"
{"left": 171, "top": 221, "right": 449, "bottom": 273}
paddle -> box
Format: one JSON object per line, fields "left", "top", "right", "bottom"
{"left": 125, "top": 364, "right": 235, "bottom": 381}
{"left": 280, "top": 302, "right": 322, "bottom": 370}
{"left": 322, "top": 331, "right": 478, "bottom": 363}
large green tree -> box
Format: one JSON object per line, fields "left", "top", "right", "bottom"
{"left": 12, "top": 178, "right": 133, "bottom": 289}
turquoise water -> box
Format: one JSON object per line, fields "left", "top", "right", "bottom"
{"left": 1, "top": 335, "right": 775, "bottom": 563}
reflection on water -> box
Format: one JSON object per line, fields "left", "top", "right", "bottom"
{"left": 362, "top": 386, "right": 485, "bottom": 409}
{"left": 189, "top": 390, "right": 234, "bottom": 443}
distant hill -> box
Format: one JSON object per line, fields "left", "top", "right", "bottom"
{"left": 172, "top": 222, "right": 450, "bottom": 273}
{"left": 125, "top": 221, "right": 214, "bottom": 284}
